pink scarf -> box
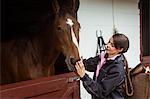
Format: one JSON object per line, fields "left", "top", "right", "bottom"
{"left": 96, "top": 51, "right": 106, "bottom": 80}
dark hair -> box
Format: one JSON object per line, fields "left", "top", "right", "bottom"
{"left": 112, "top": 33, "right": 129, "bottom": 53}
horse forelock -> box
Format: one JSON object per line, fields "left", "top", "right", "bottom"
{"left": 57, "top": 7, "right": 77, "bottom": 19}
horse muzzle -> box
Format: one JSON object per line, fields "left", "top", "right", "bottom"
{"left": 65, "top": 57, "right": 80, "bottom": 71}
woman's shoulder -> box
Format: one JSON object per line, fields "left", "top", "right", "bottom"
{"left": 114, "top": 54, "right": 125, "bottom": 64}
{"left": 105, "top": 55, "right": 125, "bottom": 70}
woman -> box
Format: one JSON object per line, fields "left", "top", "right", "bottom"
{"left": 75, "top": 33, "right": 129, "bottom": 99}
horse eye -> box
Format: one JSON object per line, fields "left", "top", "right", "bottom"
{"left": 57, "top": 27, "right": 61, "bottom": 30}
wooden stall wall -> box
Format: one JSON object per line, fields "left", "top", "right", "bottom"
{"left": 0, "top": 72, "right": 80, "bottom": 99}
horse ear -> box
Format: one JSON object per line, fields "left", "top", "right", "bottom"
{"left": 72, "top": 0, "right": 80, "bottom": 13}
{"left": 52, "top": 0, "right": 60, "bottom": 14}
{"left": 57, "top": 0, "right": 80, "bottom": 13}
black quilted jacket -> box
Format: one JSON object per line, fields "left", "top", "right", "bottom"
{"left": 81, "top": 54, "right": 125, "bottom": 99}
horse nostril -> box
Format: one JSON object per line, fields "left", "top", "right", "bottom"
{"left": 70, "top": 58, "right": 79, "bottom": 66}
{"left": 57, "top": 26, "right": 62, "bottom": 30}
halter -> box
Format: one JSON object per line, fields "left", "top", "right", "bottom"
{"left": 96, "top": 30, "right": 106, "bottom": 55}
{"left": 66, "top": 18, "right": 81, "bottom": 57}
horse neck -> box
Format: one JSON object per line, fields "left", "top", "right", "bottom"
{"left": 15, "top": 36, "right": 60, "bottom": 77}
{"left": 31, "top": 34, "right": 59, "bottom": 67}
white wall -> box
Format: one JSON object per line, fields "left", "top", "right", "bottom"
{"left": 78, "top": 0, "right": 140, "bottom": 99}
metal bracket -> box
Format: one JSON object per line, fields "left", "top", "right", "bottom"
{"left": 68, "top": 77, "right": 80, "bottom": 83}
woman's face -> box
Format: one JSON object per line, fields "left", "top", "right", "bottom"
{"left": 106, "top": 37, "right": 121, "bottom": 57}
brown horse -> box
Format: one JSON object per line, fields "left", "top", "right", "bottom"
{"left": 1, "top": 0, "right": 80, "bottom": 85}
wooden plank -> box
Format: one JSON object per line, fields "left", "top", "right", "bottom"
{"left": 1, "top": 72, "right": 77, "bottom": 89}
{"left": 0, "top": 72, "right": 80, "bottom": 99}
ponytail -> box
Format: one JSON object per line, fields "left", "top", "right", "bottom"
{"left": 123, "top": 54, "right": 134, "bottom": 97}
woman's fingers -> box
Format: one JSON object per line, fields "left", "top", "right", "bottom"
{"left": 75, "top": 59, "right": 85, "bottom": 70}
{"left": 75, "top": 63, "right": 79, "bottom": 70}
{"left": 76, "top": 61, "right": 82, "bottom": 69}
{"left": 75, "top": 60, "right": 85, "bottom": 78}
{"left": 75, "top": 61, "right": 81, "bottom": 70}
{"left": 79, "top": 60, "right": 85, "bottom": 69}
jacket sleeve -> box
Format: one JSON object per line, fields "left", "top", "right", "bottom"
{"left": 83, "top": 55, "right": 99, "bottom": 72}
{"left": 80, "top": 63, "right": 124, "bottom": 98}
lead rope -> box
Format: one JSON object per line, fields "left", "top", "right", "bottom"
{"left": 125, "top": 69, "right": 134, "bottom": 96}
{"left": 123, "top": 55, "right": 134, "bottom": 97}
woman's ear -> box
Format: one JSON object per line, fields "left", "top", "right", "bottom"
{"left": 118, "top": 48, "right": 124, "bottom": 53}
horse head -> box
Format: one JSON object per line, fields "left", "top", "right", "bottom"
{"left": 51, "top": 0, "right": 81, "bottom": 71}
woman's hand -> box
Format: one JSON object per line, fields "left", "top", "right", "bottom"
{"left": 75, "top": 59, "right": 85, "bottom": 78}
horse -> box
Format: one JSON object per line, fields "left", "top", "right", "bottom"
{"left": 1, "top": 0, "right": 80, "bottom": 85}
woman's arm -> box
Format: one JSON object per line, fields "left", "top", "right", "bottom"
{"left": 75, "top": 61, "right": 124, "bottom": 98}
